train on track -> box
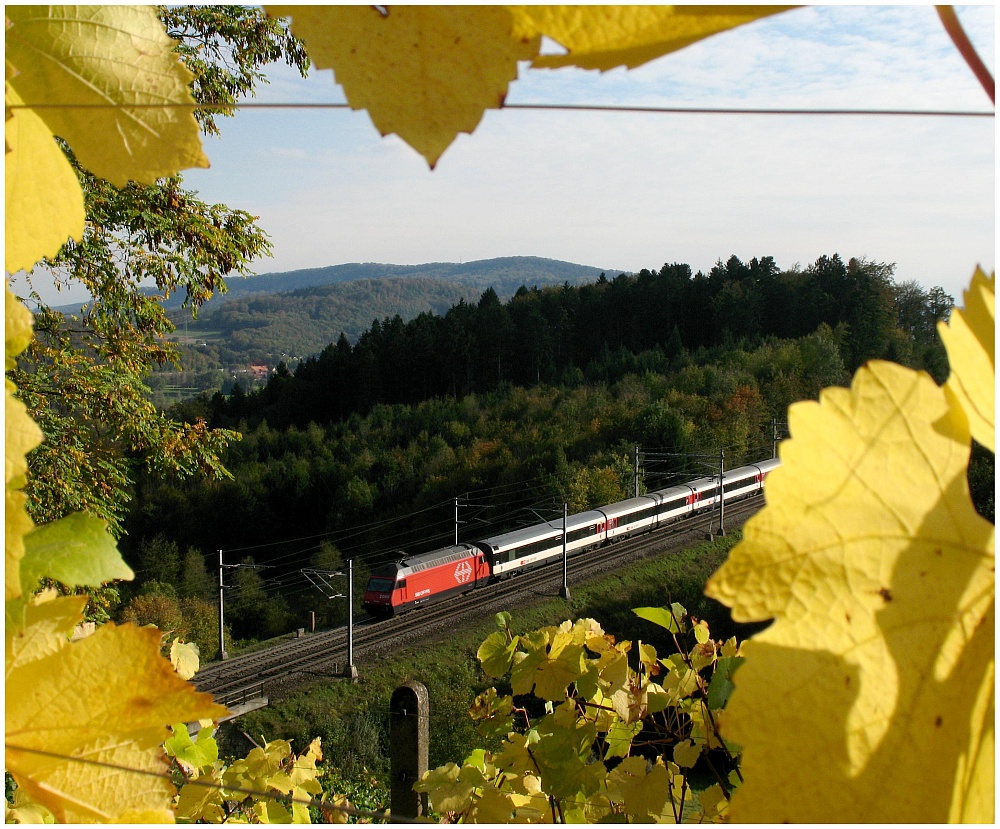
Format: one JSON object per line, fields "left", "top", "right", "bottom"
{"left": 362, "top": 457, "right": 779, "bottom": 616}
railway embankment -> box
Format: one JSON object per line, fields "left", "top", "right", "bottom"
{"left": 214, "top": 528, "right": 755, "bottom": 787}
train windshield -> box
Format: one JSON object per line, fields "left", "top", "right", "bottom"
{"left": 367, "top": 577, "right": 395, "bottom": 592}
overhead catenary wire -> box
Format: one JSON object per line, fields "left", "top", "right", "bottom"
{"left": 219, "top": 444, "right": 761, "bottom": 576}
{"left": 240, "top": 516, "right": 456, "bottom": 570}
{"left": 219, "top": 472, "right": 565, "bottom": 570}
{"left": 222, "top": 497, "right": 455, "bottom": 555}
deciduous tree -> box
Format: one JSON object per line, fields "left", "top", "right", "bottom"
{"left": 10, "top": 5, "right": 309, "bottom": 534}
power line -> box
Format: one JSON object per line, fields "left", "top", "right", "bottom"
{"left": 8, "top": 101, "right": 993, "bottom": 117}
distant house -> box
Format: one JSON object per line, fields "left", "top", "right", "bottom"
{"left": 249, "top": 364, "right": 269, "bottom": 380}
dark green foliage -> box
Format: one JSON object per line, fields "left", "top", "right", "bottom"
{"left": 134, "top": 534, "right": 182, "bottom": 587}
{"left": 198, "top": 254, "right": 951, "bottom": 433}
{"left": 968, "top": 441, "right": 995, "bottom": 524}
{"left": 180, "top": 546, "right": 216, "bottom": 601}
{"left": 227, "top": 557, "right": 292, "bottom": 642}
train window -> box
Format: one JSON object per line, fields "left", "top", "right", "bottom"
{"left": 530, "top": 539, "right": 556, "bottom": 556}
{"left": 397, "top": 579, "right": 407, "bottom": 588}
{"left": 367, "top": 578, "right": 395, "bottom": 592}
{"left": 519, "top": 538, "right": 554, "bottom": 557}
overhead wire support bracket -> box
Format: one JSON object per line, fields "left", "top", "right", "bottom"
{"left": 300, "top": 565, "right": 358, "bottom": 681}
{"left": 301, "top": 568, "right": 343, "bottom": 600}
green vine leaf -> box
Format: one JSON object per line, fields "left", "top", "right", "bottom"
{"left": 634, "top": 602, "right": 687, "bottom": 633}
{"left": 20, "top": 512, "right": 134, "bottom": 598}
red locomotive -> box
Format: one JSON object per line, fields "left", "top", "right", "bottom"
{"left": 363, "top": 458, "right": 779, "bottom": 616}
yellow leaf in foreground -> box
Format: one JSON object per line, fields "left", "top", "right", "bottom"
{"left": 4, "top": 83, "right": 86, "bottom": 274}
{"left": 705, "top": 360, "right": 994, "bottom": 822}
{"left": 5, "top": 287, "right": 35, "bottom": 372}
{"left": 5, "top": 5, "right": 207, "bottom": 188}
{"left": 510, "top": 5, "right": 793, "bottom": 71}
{"left": 5, "top": 289, "right": 42, "bottom": 490}
{"left": 5, "top": 382, "right": 42, "bottom": 490}
{"left": 6, "top": 597, "right": 227, "bottom": 822}
{"left": 6, "top": 288, "right": 42, "bottom": 601}
{"left": 939, "top": 268, "right": 995, "bottom": 452}
{"left": 6, "top": 594, "right": 88, "bottom": 670}
{"left": 266, "top": 5, "right": 539, "bottom": 167}
{"left": 5, "top": 490, "right": 33, "bottom": 602}
{"left": 170, "top": 638, "right": 201, "bottom": 680}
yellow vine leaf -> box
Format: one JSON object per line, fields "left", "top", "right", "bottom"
{"left": 4, "top": 6, "right": 207, "bottom": 273}
{"left": 4, "top": 286, "right": 34, "bottom": 374}
{"left": 5, "top": 287, "right": 41, "bottom": 490}
{"left": 5, "top": 490, "right": 33, "bottom": 602}
{"left": 6, "top": 595, "right": 227, "bottom": 822}
{"left": 4, "top": 84, "right": 85, "bottom": 274}
{"left": 5, "top": 287, "right": 41, "bottom": 601}
{"left": 6, "top": 592, "right": 86, "bottom": 669}
{"left": 265, "top": 5, "right": 539, "bottom": 168}
{"left": 604, "top": 756, "right": 673, "bottom": 822}
{"left": 170, "top": 638, "right": 201, "bottom": 681}
{"left": 939, "top": 267, "right": 995, "bottom": 453}
{"left": 265, "top": 6, "right": 792, "bottom": 167}
{"left": 5, "top": 390, "right": 40, "bottom": 496}
{"left": 5, "top": 5, "right": 208, "bottom": 187}
{"left": 510, "top": 5, "right": 792, "bottom": 71}
{"left": 705, "top": 354, "right": 994, "bottom": 821}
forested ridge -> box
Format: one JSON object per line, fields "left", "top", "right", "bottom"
{"left": 117, "top": 250, "right": 992, "bottom": 650}
{"left": 166, "top": 256, "right": 609, "bottom": 355}
{"left": 205, "top": 252, "right": 950, "bottom": 430}
{"left": 196, "top": 254, "right": 610, "bottom": 307}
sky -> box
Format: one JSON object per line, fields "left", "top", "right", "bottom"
{"left": 25, "top": 5, "right": 996, "bottom": 306}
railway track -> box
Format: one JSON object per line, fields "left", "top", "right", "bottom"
{"left": 194, "top": 495, "right": 762, "bottom": 707}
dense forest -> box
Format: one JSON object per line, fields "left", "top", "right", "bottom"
{"left": 204, "top": 253, "right": 951, "bottom": 430}
{"left": 114, "top": 252, "right": 991, "bottom": 652}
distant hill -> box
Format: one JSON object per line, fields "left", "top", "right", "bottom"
{"left": 160, "top": 255, "right": 614, "bottom": 311}
{"left": 161, "top": 256, "right": 618, "bottom": 369}
{"left": 188, "top": 277, "right": 470, "bottom": 364}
